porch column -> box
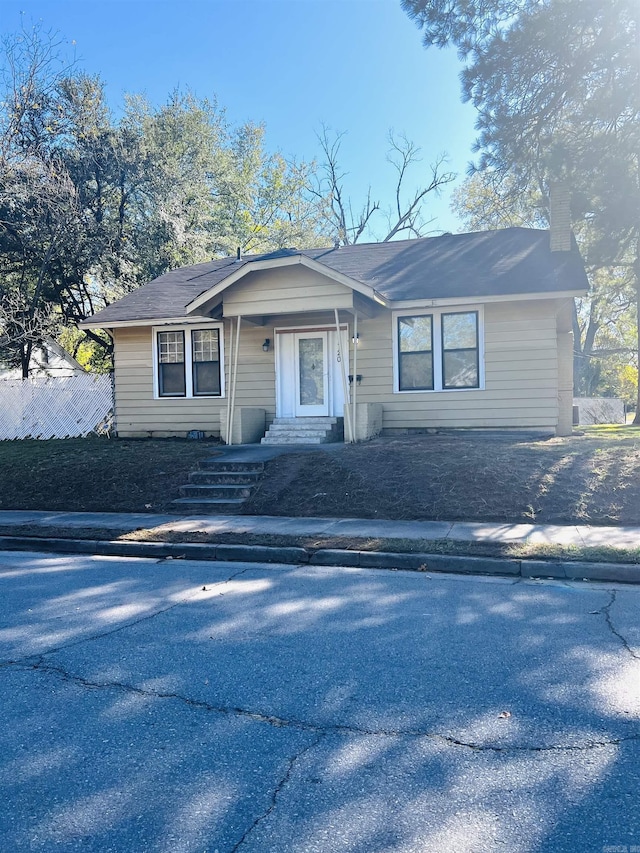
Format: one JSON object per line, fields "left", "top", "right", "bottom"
{"left": 334, "top": 308, "right": 353, "bottom": 443}
{"left": 224, "top": 318, "right": 234, "bottom": 444}
{"left": 227, "top": 315, "right": 242, "bottom": 445}
{"left": 351, "top": 311, "right": 358, "bottom": 442}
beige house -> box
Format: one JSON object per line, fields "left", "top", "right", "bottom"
{"left": 81, "top": 224, "right": 588, "bottom": 443}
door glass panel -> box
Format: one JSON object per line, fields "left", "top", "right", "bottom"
{"left": 299, "top": 337, "right": 324, "bottom": 405}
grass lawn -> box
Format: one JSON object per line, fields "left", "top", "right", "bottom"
{"left": 0, "top": 426, "right": 639, "bottom": 525}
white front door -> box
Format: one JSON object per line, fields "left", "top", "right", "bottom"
{"left": 276, "top": 328, "right": 349, "bottom": 418}
{"left": 294, "top": 332, "right": 329, "bottom": 416}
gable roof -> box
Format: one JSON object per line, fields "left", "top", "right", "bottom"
{"left": 82, "top": 228, "right": 589, "bottom": 327}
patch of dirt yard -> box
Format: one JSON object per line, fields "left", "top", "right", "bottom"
{"left": 0, "top": 437, "right": 220, "bottom": 513}
{"left": 243, "top": 428, "right": 640, "bottom": 525}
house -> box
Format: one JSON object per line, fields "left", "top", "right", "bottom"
{"left": 81, "top": 215, "right": 588, "bottom": 444}
{"left": 0, "top": 337, "right": 86, "bottom": 380}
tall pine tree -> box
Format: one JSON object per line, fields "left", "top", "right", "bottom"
{"left": 403, "top": 0, "right": 640, "bottom": 418}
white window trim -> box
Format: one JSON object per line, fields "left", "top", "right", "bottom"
{"left": 392, "top": 306, "right": 485, "bottom": 393}
{"left": 152, "top": 323, "right": 225, "bottom": 400}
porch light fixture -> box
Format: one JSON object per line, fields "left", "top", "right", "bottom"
{"left": 352, "top": 332, "right": 360, "bottom": 345}
{"left": 348, "top": 374, "right": 363, "bottom": 386}
{"left": 262, "top": 338, "right": 270, "bottom": 352}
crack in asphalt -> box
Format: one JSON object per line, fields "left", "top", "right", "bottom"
{"left": 600, "top": 590, "right": 640, "bottom": 660}
{"left": 0, "top": 566, "right": 250, "bottom": 669}
{"left": 230, "top": 733, "right": 325, "bottom": 853}
{"left": 2, "top": 570, "right": 638, "bottom": 764}
{"left": 6, "top": 656, "right": 638, "bottom": 756}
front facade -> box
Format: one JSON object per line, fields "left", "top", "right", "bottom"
{"left": 83, "top": 228, "right": 588, "bottom": 441}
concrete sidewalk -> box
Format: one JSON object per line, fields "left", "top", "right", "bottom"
{"left": 0, "top": 509, "right": 639, "bottom": 584}
{"left": 0, "top": 509, "right": 639, "bottom": 549}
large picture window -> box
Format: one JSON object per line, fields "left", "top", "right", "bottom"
{"left": 395, "top": 309, "right": 482, "bottom": 392}
{"left": 154, "top": 325, "right": 223, "bottom": 398}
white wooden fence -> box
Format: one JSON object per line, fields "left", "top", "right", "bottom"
{"left": 0, "top": 374, "right": 113, "bottom": 440}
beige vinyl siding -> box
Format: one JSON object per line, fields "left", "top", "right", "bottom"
{"left": 353, "top": 300, "right": 560, "bottom": 431}
{"left": 113, "top": 327, "right": 226, "bottom": 437}
{"left": 112, "top": 294, "right": 565, "bottom": 437}
{"left": 112, "top": 312, "right": 347, "bottom": 437}
{"left": 223, "top": 266, "right": 354, "bottom": 317}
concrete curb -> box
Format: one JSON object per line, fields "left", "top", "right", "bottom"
{"left": 1, "top": 535, "right": 639, "bottom": 584}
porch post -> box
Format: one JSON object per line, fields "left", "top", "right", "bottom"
{"left": 225, "top": 318, "right": 234, "bottom": 444}
{"left": 352, "top": 311, "right": 358, "bottom": 442}
{"left": 334, "top": 308, "right": 353, "bottom": 443}
{"left": 228, "top": 315, "right": 242, "bottom": 445}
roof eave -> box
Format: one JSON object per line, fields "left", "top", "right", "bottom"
{"left": 79, "top": 315, "right": 223, "bottom": 330}
{"left": 388, "top": 287, "right": 587, "bottom": 310}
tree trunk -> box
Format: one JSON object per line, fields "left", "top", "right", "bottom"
{"left": 20, "top": 342, "right": 30, "bottom": 379}
{"left": 633, "top": 277, "right": 640, "bottom": 424}
{"left": 633, "top": 236, "right": 640, "bottom": 425}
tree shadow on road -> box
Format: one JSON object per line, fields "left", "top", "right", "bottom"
{"left": 0, "top": 554, "right": 638, "bottom": 851}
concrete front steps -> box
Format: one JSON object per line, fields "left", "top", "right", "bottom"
{"left": 172, "top": 459, "right": 264, "bottom": 513}
{"left": 261, "top": 416, "right": 343, "bottom": 445}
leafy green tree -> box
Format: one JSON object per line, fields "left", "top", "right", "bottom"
{"left": 0, "top": 26, "right": 329, "bottom": 374}
{"left": 0, "top": 25, "right": 80, "bottom": 375}
{"left": 403, "top": 0, "right": 640, "bottom": 419}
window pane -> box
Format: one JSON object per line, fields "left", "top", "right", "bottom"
{"left": 443, "top": 350, "right": 479, "bottom": 388}
{"left": 158, "top": 331, "right": 184, "bottom": 363}
{"left": 158, "top": 331, "right": 185, "bottom": 396}
{"left": 193, "top": 361, "right": 221, "bottom": 396}
{"left": 442, "top": 312, "right": 477, "bottom": 350}
{"left": 399, "top": 351, "right": 433, "bottom": 391}
{"left": 159, "top": 362, "right": 186, "bottom": 396}
{"left": 298, "top": 337, "right": 325, "bottom": 405}
{"left": 399, "top": 316, "right": 432, "bottom": 352}
{"left": 192, "top": 329, "right": 221, "bottom": 396}
{"left": 193, "top": 329, "right": 218, "bottom": 362}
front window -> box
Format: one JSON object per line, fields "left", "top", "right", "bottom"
{"left": 158, "top": 330, "right": 186, "bottom": 396}
{"left": 441, "top": 312, "right": 479, "bottom": 389}
{"left": 398, "top": 315, "right": 433, "bottom": 391}
{"left": 192, "top": 329, "right": 221, "bottom": 396}
{"left": 396, "top": 309, "right": 482, "bottom": 392}
{"left": 155, "top": 325, "right": 223, "bottom": 398}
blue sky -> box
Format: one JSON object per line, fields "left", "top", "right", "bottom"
{"left": 1, "top": 0, "right": 479, "bottom": 236}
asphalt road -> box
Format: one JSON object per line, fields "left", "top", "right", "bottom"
{"left": 1, "top": 550, "right": 639, "bottom": 853}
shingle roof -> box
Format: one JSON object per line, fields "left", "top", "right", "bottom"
{"left": 83, "top": 228, "right": 588, "bottom": 326}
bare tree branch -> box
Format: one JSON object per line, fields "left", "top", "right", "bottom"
{"left": 313, "top": 125, "right": 455, "bottom": 244}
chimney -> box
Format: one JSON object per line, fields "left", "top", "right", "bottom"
{"left": 549, "top": 183, "right": 572, "bottom": 252}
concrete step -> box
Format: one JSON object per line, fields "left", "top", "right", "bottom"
{"left": 261, "top": 415, "right": 343, "bottom": 446}
{"left": 264, "top": 427, "right": 332, "bottom": 438}
{"left": 171, "top": 497, "right": 246, "bottom": 514}
{"left": 261, "top": 436, "right": 332, "bottom": 445}
{"left": 189, "top": 470, "right": 262, "bottom": 485}
{"left": 270, "top": 417, "right": 338, "bottom": 425}
{"left": 269, "top": 422, "right": 332, "bottom": 435}
{"left": 199, "top": 460, "right": 265, "bottom": 473}
{"left": 179, "top": 484, "right": 253, "bottom": 499}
